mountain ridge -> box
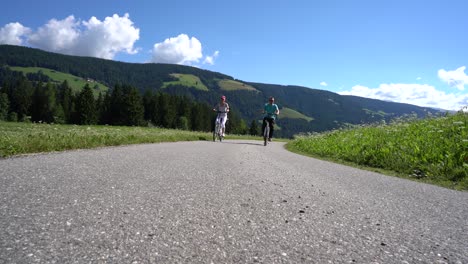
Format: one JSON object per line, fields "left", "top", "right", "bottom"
{"left": 0, "top": 44, "right": 442, "bottom": 137}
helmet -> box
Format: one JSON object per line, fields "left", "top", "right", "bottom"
{"left": 221, "top": 95, "right": 226, "bottom": 100}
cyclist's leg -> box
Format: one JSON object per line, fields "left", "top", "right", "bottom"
{"left": 268, "top": 118, "right": 275, "bottom": 140}
{"left": 221, "top": 117, "right": 227, "bottom": 136}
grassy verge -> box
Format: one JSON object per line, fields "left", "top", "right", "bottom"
{"left": 286, "top": 111, "right": 468, "bottom": 191}
{"left": 0, "top": 121, "right": 260, "bottom": 158}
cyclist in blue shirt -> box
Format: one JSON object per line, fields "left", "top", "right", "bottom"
{"left": 262, "top": 96, "right": 280, "bottom": 141}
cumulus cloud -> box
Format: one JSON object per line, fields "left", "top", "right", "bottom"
{"left": 1, "top": 14, "right": 139, "bottom": 60}
{"left": 0, "top": 22, "right": 31, "bottom": 45}
{"left": 203, "top": 50, "right": 219, "bottom": 65}
{"left": 339, "top": 83, "right": 467, "bottom": 111}
{"left": 151, "top": 34, "right": 204, "bottom": 65}
{"left": 320, "top": 81, "right": 328, "bottom": 87}
{"left": 76, "top": 14, "right": 139, "bottom": 59}
{"left": 438, "top": 66, "right": 468, "bottom": 91}
{"left": 28, "top": 16, "right": 80, "bottom": 54}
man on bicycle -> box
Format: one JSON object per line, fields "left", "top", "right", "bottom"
{"left": 213, "top": 95, "right": 230, "bottom": 137}
{"left": 262, "top": 96, "right": 280, "bottom": 141}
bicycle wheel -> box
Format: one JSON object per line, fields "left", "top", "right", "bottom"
{"left": 218, "top": 124, "right": 223, "bottom": 142}
{"left": 213, "top": 123, "right": 218, "bottom": 142}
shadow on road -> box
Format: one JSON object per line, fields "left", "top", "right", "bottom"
{"left": 213, "top": 141, "right": 264, "bottom": 146}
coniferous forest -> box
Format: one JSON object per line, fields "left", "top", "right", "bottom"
{"left": 0, "top": 66, "right": 252, "bottom": 135}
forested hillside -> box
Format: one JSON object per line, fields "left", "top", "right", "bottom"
{"left": 0, "top": 44, "right": 443, "bottom": 137}
{"left": 0, "top": 66, "right": 251, "bottom": 134}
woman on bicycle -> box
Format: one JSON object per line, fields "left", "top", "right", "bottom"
{"left": 262, "top": 96, "right": 280, "bottom": 141}
{"left": 213, "top": 95, "right": 230, "bottom": 137}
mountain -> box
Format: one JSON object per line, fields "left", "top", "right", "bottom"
{"left": 0, "top": 44, "right": 443, "bottom": 137}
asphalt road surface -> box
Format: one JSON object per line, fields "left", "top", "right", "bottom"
{"left": 1, "top": 140, "right": 467, "bottom": 263}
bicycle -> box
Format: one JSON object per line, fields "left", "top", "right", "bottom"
{"left": 213, "top": 111, "right": 227, "bottom": 142}
{"left": 262, "top": 113, "right": 277, "bottom": 146}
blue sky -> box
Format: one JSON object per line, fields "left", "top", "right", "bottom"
{"left": 1, "top": 0, "right": 467, "bottom": 111}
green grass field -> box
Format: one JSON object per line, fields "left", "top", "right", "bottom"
{"left": 10, "top": 66, "right": 109, "bottom": 95}
{"left": 218, "top": 79, "right": 259, "bottom": 92}
{"left": 280, "top": 107, "right": 314, "bottom": 121}
{"left": 0, "top": 121, "right": 261, "bottom": 158}
{"left": 2, "top": 111, "right": 466, "bottom": 191}
{"left": 286, "top": 111, "right": 468, "bottom": 191}
{"left": 162, "top": 73, "right": 209, "bottom": 91}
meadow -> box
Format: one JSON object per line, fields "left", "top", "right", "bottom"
{"left": 287, "top": 110, "right": 468, "bottom": 191}
{"left": 161, "top": 73, "right": 209, "bottom": 91}
{"left": 1, "top": 110, "right": 467, "bottom": 191}
{"left": 10, "top": 66, "right": 109, "bottom": 95}
{"left": 0, "top": 121, "right": 257, "bottom": 158}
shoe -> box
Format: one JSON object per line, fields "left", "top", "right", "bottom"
{"left": 268, "top": 138, "right": 272, "bottom": 142}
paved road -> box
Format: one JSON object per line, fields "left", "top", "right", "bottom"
{"left": 1, "top": 140, "right": 467, "bottom": 263}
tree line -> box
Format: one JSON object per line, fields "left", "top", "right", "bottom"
{"left": 0, "top": 67, "right": 260, "bottom": 135}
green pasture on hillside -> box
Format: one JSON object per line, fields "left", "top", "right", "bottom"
{"left": 218, "top": 79, "right": 259, "bottom": 92}
{"left": 9, "top": 66, "right": 109, "bottom": 95}
{"left": 281, "top": 107, "right": 314, "bottom": 121}
{"left": 162, "top": 73, "right": 208, "bottom": 91}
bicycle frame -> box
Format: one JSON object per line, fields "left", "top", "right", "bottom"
{"left": 213, "top": 112, "right": 226, "bottom": 142}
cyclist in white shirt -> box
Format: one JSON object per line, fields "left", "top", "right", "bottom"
{"left": 212, "top": 95, "right": 230, "bottom": 137}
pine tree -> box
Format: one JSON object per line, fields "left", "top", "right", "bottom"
{"left": 31, "top": 82, "right": 57, "bottom": 123}
{"left": 142, "top": 89, "right": 154, "bottom": 122}
{"left": 58, "top": 80, "right": 74, "bottom": 123}
{"left": 75, "top": 84, "right": 97, "bottom": 125}
{"left": 99, "top": 91, "right": 112, "bottom": 125}
{"left": 122, "top": 85, "right": 144, "bottom": 126}
{"left": 176, "top": 116, "right": 189, "bottom": 130}
{"left": 177, "top": 96, "right": 192, "bottom": 129}
{"left": 158, "top": 93, "right": 175, "bottom": 128}
{"left": 11, "top": 78, "right": 33, "bottom": 121}
{"left": 0, "top": 93, "right": 9, "bottom": 120}
{"left": 249, "top": 120, "right": 259, "bottom": 136}
{"left": 110, "top": 85, "right": 124, "bottom": 125}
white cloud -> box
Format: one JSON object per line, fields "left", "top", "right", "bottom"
{"left": 151, "top": 34, "right": 203, "bottom": 65}
{"left": 76, "top": 14, "right": 139, "bottom": 59}
{"left": 438, "top": 66, "right": 468, "bottom": 91}
{"left": 0, "top": 22, "right": 31, "bottom": 45}
{"left": 320, "top": 81, "right": 328, "bottom": 87}
{"left": 203, "top": 50, "right": 219, "bottom": 65}
{"left": 416, "top": 77, "right": 422, "bottom": 80}
{"left": 339, "top": 83, "right": 467, "bottom": 111}
{"left": 28, "top": 16, "right": 80, "bottom": 54}
{"left": 1, "top": 14, "right": 140, "bottom": 60}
